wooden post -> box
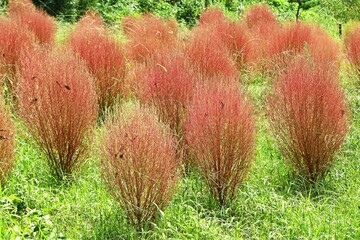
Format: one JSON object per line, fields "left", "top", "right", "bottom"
{"left": 339, "top": 23, "right": 342, "bottom": 38}
{"left": 205, "top": 0, "right": 210, "bottom": 7}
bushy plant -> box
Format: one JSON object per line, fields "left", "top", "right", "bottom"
{"left": 0, "top": 94, "right": 15, "bottom": 183}
{"left": 267, "top": 21, "right": 340, "bottom": 75}
{"left": 8, "top": 0, "right": 56, "bottom": 45}
{"left": 122, "top": 14, "right": 179, "bottom": 63}
{"left": 0, "top": 16, "right": 33, "bottom": 78}
{"left": 184, "top": 82, "right": 255, "bottom": 205}
{"left": 135, "top": 51, "right": 194, "bottom": 135}
{"left": 268, "top": 57, "right": 349, "bottom": 182}
{"left": 185, "top": 26, "right": 238, "bottom": 79}
{"left": 268, "top": 22, "right": 314, "bottom": 66}
{"left": 198, "top": 6, "right": 227, "bottom": 25}
{"left": 344, "top": 23, "right": 360, "bottom": 74}
{"left": 243, "top": 4, "right": 280, "bottom": 62}
{"left": 69, "top": 11, "right": 126, "bottom": 111}
{"left": 101, "top": 104, "right": 179, "bottom": 228}
{"left": 17, "top": 46, "right": 98, "bottom": 180}
{"left": 244, "top": 4, "right": 278, "bottom": 33}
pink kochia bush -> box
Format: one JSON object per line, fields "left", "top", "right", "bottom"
{"left": 0, "top": 94, "right": 15, "bottom": 183}
{"left": 193, "top": 7, "right": 254, "bottom": 70}
{"left": 185, "top": 82, "right": 255, "bottom": 205}
{"left": 268, "top": 58, "right": 349, "bottom": 182}
{"left": 8, "top": 0, "right": 56, "bottom": 45}
{"left": 69, "top": 11, "right": 126, "bottom": 110}
{"left": 0, "top": 16, "right": 33, "bottom": 78}
{"left": 101, "top": 104, "right": 179, "bottom": 227}
{"left": 17, "top": 47, "right": 98, "bottom": 179}
{"left": 344, "top": 23, "right": 360, "bottom": 74}
{"left": 267, "top": 22, "right": 340, "bottom": 75}
{"left": 122, "top": 14, "right": 179, "bottom": 63}
{"left": 136, "top": 52, "right": 194, "bottom": 135}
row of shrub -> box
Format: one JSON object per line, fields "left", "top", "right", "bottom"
{"left": 0, "top": 0, "right": 358, "bottom": 229}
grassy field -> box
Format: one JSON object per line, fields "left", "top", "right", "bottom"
{"left": 0, "top": 59, "right": 359, "bottom": 239}
{"left": 0, "top": 1, "right": 360, "bottom": 238}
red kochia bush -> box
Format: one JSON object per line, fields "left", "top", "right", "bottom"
{"left": 268, "top": 58, "right": 349, "bottom": 182}
{"left": 185, "top": 82, "right": 255, "bottom": 205}
{"left": 101, "top": 105, "right": 179, "bottom": 227}
{"left": 69, "top": 12, "right": 126, "bottom": 110}
{"left": 0, "top": 94, "right": 15, "bottom": 183}
{"left": 0, "top": 16, "right": 33, "bottom": 77}
{"left": 136, "top": 52, "right": 194, "bottom": 134}
{"left": 243, "top": 4, "right": 279, "bottom": 62}
{"left": 199, "top": 7, "right": 227, "bottom": 25}
{"left": 8, "top": 0, "right": 56, "bottom": 45}
{"left": 17, "top": 47, "right": 97, "bottom": 179}
{"left": 344, "top": 24, "right": 360, "bottom": 73}
{"left": 185, "top": 26, "right": 238, "bottom": 79}
{"left": 268, "top": 22, "right": 314, "bottom": 56}
{"left": 267, "top": 22, "right": 340, "bottom": 75}
{"left": 122, "top": 14, "right": 179, "bottom": 62}
{"left": 196, "top": 7, "right": 254, "bottom": 68}
{"left": 244, "top": 4, "right": 278, "bottom": 35}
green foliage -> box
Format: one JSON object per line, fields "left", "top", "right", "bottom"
{"left": 288, "top": 0, "right": 320, "bottom": 20}
{"left": 319, "top": 0, "right": 360, "bottom": 23}
{"left": 175, "top": 0, "right": 204, "bottom": 26}
{"left": 31, "top": 0, "right": 97, "bottom": 21}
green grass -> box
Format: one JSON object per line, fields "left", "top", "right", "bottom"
{"left": 0, "top": 62, "right": 359, "bottom": 239}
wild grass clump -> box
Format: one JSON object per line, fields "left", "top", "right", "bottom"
{"left": 122, "top": 14, "right": 179, "bottom": 63}
{"left": 69, "top": 11, "right": 126, "bottom": 111}
{"left": 101, "top": 104, "right": 180, "bottom": 228}
{"left": 17, "top": 46, "right": 97, "bottom": 180}
{"left": 184, "top": 82, "right": 255, "bottom": 205}
{"left": 267, "top": 57, "right": 349, "bottom": 182}
{"left": 8, "top": 0, "right": 56, "bottom": 45}
{"left": 0, "top": 94, "right": 15, "bottom": 183}
{"left": 344, "top": 23, "right": 360, "bottom": 75}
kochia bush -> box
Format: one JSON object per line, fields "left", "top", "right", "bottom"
{"left": 8, "top": 0, "right": 56, "bottom": 45}
{"left": 135, "top": 51, "right": 194, "bottom": 135}
{"left": 268, "top": 58, "right": 349, "bottom": 182}
{"left": 122, "top": 14, "right": 179, "bottom": 63}
{"left": 69, "top": 12, "right": 126, "bottom": 111}
{"left": 17, "top": 47, "right": 98, "bottom": 180}
{"left": 0, "top": 16, "right": 33, "bottom": 78}
{"left": 344, "top": 24, "right": 360, "bottom": 74}
{"left": 185, "top": 82, "right": 255, "bottom": 205}
{"left": 101, "top": 104, "right": 179, "bottom": 228}
{"left": 0, "top": 94, "right": 15, "bottom": 183}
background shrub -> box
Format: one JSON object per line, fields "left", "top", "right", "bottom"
{"left": 0, "top": 16, "right": 34, "bottom": 103}
{"left": 185, "top": 81, "right": 255, "bottom": 205}
{"left": 101, "top": 104, "right": 180, "bottom": 228}
{"left": 267, "top": 57, "right": 349, "bottom": 182}
{"left": 69, "top": 11, "right": 126, "bottom": 111}
{"left": 122, "top": 14, "right": 179, "bottom": 63}
{"left": 17, "top": 46, "right": 97, "bottom": 180}
{"left": 0, "top": 94, "right": 15, "bottom": 183}
{"left": 344, "top": 23, "right": 360, "bottom": 74}
{"left": 8, "top": 0, "right": 56, "bottom": 45}
{"left": 135, "top": 51, "right": 194, "bottom": 136}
